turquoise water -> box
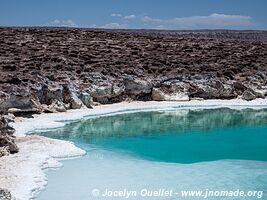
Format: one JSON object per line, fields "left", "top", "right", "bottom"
{"left": 35, "top": 108, "right": 267, "bottom": 200}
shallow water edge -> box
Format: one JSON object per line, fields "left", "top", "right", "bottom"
{"left": 1, "top": 99, "right": 267, "bottom": 200}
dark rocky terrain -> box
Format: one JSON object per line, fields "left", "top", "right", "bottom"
{"left": 0, "top": 188, "right": 15, "bottom": 200}
{"left": 106, "top": 29, "right": 267, "bottom": 42}
{"left": 0, "top": 114, "right": 18, "bottom": 157}
{"left": 0, "top": 27, "right": 267, "bottom": 155}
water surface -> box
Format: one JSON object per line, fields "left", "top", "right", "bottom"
{"left": 35, "top": 108, "right": 267, "bottom": 200}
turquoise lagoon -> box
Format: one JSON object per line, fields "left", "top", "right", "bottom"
{"left": 35, "top": 108, "right": 267, "bottom": 200}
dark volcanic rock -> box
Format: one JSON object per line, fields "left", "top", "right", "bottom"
{"left": 0, "top": 115, "right": 18, "bottom": 157}
{"left": 124, "top": 77, "right": 153, "bottom": 96}
{"left": 62, "top": 84, "right": 83, "bottom": 109}
{"left": 242, "top": 89, "right": 261, "bottom": 101}
{"left": 0, "top": 27, "right": 266, "bottom": 112}
{"left": 0, "top": 188, "right": 15, "bottom": 200}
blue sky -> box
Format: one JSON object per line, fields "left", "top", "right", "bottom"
{"left": 1, "top": 0, "right": 267, "bottom": 30}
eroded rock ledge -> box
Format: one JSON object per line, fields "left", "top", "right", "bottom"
{"left": 0, "top": 28, "right": 266, "bottom": 111}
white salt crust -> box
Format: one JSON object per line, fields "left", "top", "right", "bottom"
{"left": 0, "top": 99, "right": 266, "bottom": 200}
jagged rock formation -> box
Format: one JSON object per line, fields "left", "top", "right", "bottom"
{"left": 0, "top": 27, "right": 266, "bottom": 114}
{"left": 0, "top": 189, "right": 15, "bottom": 200}
{"left": 0, "top": 115, "right": 18, "bottom": 157}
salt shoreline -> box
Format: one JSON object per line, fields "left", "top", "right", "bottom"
{"left": 1, "top": 99, "right": 267, "bottom": 200}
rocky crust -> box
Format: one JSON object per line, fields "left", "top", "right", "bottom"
{"left": 0, "top": 188, "right": 15, "bottom": 200}
{"left": 0, "top": 115, "right": 19, "bottom": 157}
{"left": 0, "top": 28, "right": 266, "bottom": 115}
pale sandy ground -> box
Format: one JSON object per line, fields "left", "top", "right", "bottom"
{"left": 1, "top": 99, "right": 267, "bottom": 200}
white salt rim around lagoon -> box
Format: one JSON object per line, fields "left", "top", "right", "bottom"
{"left": 0, "top": 99, "right": 267, "bottom": 200}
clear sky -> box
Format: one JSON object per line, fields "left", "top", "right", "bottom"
{"left": 1, "top": 0, "right": 267, "bottom": 30}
